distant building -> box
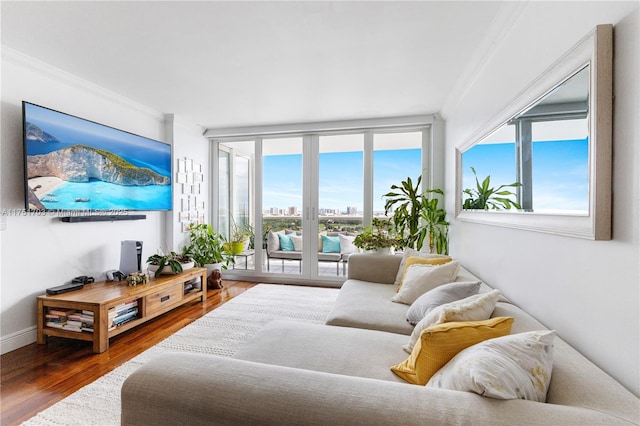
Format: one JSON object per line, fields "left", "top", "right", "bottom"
{"left": 347, "top": 206, "right": 358, "bottom": 215}
{"left": 288, "top": 206, "right": 299, "bottom": 216}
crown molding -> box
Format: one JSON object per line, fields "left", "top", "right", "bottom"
{"left": 1, "top": 45, "right": 164, "bottom": 121}
{"left": 439, "top": 1, "right": 530, "bottom": 119}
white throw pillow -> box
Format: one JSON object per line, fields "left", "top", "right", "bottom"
{"left": 406, "top": 281, "right": 481, "bottom": 325}
{"left": 393, "top": 248, "right": 450, "bottom": 289}
{"left": 403, "top": 290, "right": 501, "bottom": 353}
{"left": 339, "top": 234, "right": 359, "bottom": 254}
{"left": 290, "top": 235, "right": 303, "bottom": 251}
{"left": 427, "top": 330, "right": 556, "bottom": 403}
{"left": 391, "top": 261, "right": 460, "bottom": 305}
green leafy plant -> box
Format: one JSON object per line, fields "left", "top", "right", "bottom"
{"left": 421, "top": 191, "right": 449, "bottom": 255}
{"left": 353, "top": 218, "right": 400, "bottom": 251}
{"left": 186, "top": 223, "right": 231, "bottom": 268}
{"left": 462, "top": 167, "right": 522, "bottom": 210}
{"left": 146, "top": 250, "right": 193, "bottom": 278}
{"left": 383, "top": 175, "right": 449, "bottom": 254}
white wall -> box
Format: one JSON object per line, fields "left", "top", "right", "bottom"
{"left": 164, "top": 114, "right": 210, "bottom": 251}
{"left": 444, "top": 2, "right": 639, "bottom": 396}
{"left": 0, "top": 49, "right": 208, "bottom": 353}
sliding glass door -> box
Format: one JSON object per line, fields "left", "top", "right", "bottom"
{"left": 214, "top": 125, "right": 430, "bottom": 282}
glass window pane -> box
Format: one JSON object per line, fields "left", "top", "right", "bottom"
{"left": 319, "top": 134, "right": 363, "bottom": 233}
{"left": 262, "top": 137, "right": 303, "bottom": 274}
{"left": 373, "top": 132, "right": 422, "bottom": 218}
{"left": 532, "top": 119, "right": 589, "bottom": 212}
{"left": 218, "top": 149, "right": 230, "bottom": 240}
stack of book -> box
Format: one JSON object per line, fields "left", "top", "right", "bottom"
{"left": 69, "top": 310, "right": 95, "bottom": 333}
{"left": 108, "top": 299, "right": 139, "bottom": 330}
{"left": 46, "top": 308, "right": 94, "bottom": 333}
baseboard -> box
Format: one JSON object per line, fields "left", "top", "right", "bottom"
{"left": 1, "top": 326, "right": 37, "bottom": 355}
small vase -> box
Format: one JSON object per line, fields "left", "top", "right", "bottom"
{"left": 374, "top": 247, "right": 391, "bottom": 255}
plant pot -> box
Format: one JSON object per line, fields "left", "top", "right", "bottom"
{"left": 375, "top": 247, "right": 391, "bottom": 255}
{"left": 147, "top": 261, "right": 195, "bottom": 275}
{"left": 230, "top": 241, "right": 245, "bottom": 255}
{"left": 204, "top": 263, "right": 223, "bottom": 276}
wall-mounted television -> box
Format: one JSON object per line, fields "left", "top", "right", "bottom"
{"left": 23, "top": 102, "right": 172, "bottom": 212}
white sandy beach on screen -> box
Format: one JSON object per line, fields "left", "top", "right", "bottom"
{"left": 29, "top": 176, "right": 65, "bottom": 196}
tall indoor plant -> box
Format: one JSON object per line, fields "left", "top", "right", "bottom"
{"left": 383, "top": 175, "right": 449, "bottom": 254}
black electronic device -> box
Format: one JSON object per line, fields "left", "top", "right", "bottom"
{"left": 46, "top": 282, "right": 85, "bottom": 295}
{"left": 59, "top": 214, "right": 147, "bottom": 223}
{"left": 71, "top": 275, "right": 94, "bottom": 284}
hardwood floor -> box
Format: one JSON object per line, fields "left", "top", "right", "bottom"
{"left": 0, "top": 281, "right": 256, "bottom": 426}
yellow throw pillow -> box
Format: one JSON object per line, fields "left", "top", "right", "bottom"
{"left": 397, "top": 256, "right": 452, "bottom": 292}
{"left": 391, "top": 316, "right": 514, "bottom": 385}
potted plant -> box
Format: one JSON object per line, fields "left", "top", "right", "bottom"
{"left": 228, "top": 218, "right": 251, "bottom": 255}
{"left": 186, "top": 223, "right": 231, "bottom": 275}
{"left": 353, "top": 218, "right": 400, "bottom": 254}
{"left": 462, "top": 167, "right": 522, "bottom": 210}
{"left": 383, "top": 175, "right": 449, "bottom": 254}
{"left": 146, "top": 249, "right": 195, "bottom": 278}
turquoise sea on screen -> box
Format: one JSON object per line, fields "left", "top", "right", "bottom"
{"left": 40, "top": 180, "right": 172, "bottom": 211}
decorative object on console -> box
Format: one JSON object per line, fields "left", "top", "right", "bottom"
{"left": 126, "top": 272, "right": 149, "bottom": 287}
{"left": 147, "top": 251, "right": 195, "bottom": 277}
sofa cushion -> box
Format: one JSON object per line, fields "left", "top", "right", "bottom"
{"left": 393, "top": 248, "right": 451, "bottom": 289}
{"left": 391, "top": 316, "right": 514, "bottom": 385}
{"left": 406, "top": 281, "right": 481, "bottom": 325}
{"left": 234, "top": 320, "right": 409, "bottom": 383}
{"left": 290, "top": 235, "right": 303, "bottom": 251}
{"left": 278, "top": 233, "right": 295, "bottom": 251}
{"left": 339, "top": 234, "right": 359, "bottom": 254}
{"left": 321, "top": 235, "right": 341, "bottom": 253}
{"left": 326, "top": 279, "right": 414, "bottom": 335}
{"left": 396, "top": 255, "right": 452, "bottom": 288}
{"left": 392, "top": 261, "right": 460, "bottom": 305}
{"left": 427, "top": 330, "right": 556, "bottom": 402}
{"left": 405, "top": 290, "right": 502, "bottom": 353}
{"left": 267, "top": 230, "right": 282, "bottom": 254}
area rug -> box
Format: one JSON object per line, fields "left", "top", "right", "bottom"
{"left": 22, "top": 284, "right": 339, "bottom": 426}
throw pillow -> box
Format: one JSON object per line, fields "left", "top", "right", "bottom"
{"left": 391, "top": 316, "right": 514, "bottom": 385}
{"left": 267, "top": 230, "right": 284, "bottom": 253}
{"left": 290, "top": 235, "right": 303, "bottom": 251}
{"left": 278, "top": 233, "right": 295, "bottom": 251}
{"left": 393, "top": 248, "right": 451, "bottom": 290}
{"left": 391, "top": 261, "right": 460, "bottom": 305}
{"left": 404, "top": 289, "right": 502, "bottom": 353}
{"left": 427, "top": 330, "right": 556, "bottom": 402}
{"left": 406, "top": 281, "right": 481, "bottom": 325}
{"left": 339, "top": 234, "right": 359, "bottom": 254}
{"left": 321, "top": 235, "right": 341, "bottom": 253}
{"left": 396, "top": 255, "right": 453, "bottom": 291}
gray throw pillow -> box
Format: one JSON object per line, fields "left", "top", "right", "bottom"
{"left": 406, "top": 281, "right": 481, "bottom": 325}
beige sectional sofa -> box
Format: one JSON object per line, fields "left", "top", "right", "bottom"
{"left": 121, "top": 254, "right": 639, "bottom": 425}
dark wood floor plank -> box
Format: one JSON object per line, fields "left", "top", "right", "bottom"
{"left": 0, "top": 281, "right": 256, "bottom": 425}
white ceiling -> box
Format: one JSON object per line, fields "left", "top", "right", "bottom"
{"left": 1, "top": 1, "right": 508, "bottom": 130}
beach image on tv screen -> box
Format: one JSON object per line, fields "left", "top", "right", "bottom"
{"left": 24, "top": 103, "right": 172, "bottom": 211}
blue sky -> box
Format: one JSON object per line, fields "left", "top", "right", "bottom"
{"left": 263, "top": 148, "right": 422, "bottom": 213}
{"left": 462, "top": 139, "right": 589, "bottom": 211}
